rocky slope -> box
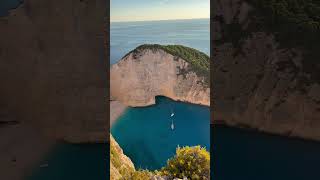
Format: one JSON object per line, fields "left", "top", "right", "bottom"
{"left": 0, "top": 0, "right": 108, "bottom": 143}
{"left": 110, "top": 134, "right": 135, "bottom": 180}
{"left": 212, "top": 0, "right": 320, "bottom": 140}
{"left": 110, "top": 44, "right": 210, "bottom": 107}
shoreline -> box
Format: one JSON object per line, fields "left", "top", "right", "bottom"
{"left": 212, "top": 121, "right": 320, "bottom": 143}
{"left": 110, "top": 97, "right": 208, "bottom": 128}
{"left": 110, "top": 100, "right": 127, "bottom": 128}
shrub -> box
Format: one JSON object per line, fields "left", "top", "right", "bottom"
{"left": 128, "top": 170, "right": 154, "bottom": 180}
{"left": 159, "top": 146, "right": 210, "bottom": 180}
{"left": 246, "top": 0, "right": 320, "bottom": 82}
{"left": 123, "top": 44, "right": 210, "bottom": 86}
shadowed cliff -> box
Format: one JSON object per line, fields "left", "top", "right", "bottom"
{"left": 212, "top": 0, "right": 320, "bottom": 141}
{"left": 0, "top": 0, "right": 108, "bottom": 143}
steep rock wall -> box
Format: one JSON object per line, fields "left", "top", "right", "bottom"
{"left": 110, "top": 48, "right": 210, "bottom": 107}
{"left": 212, "top": 0, "right": 320, "bottom": 140}
{"left": 110, "top": 134, "right": 135, "bottom": 180}
{"left": 0, "top": 0, "right": 108, "bottom": 143}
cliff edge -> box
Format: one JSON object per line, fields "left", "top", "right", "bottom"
{"left": 111, "top": 44, "right": 210, "bottom": 107}
{"left": 213, "top": 0, "right": 320, "bottom": 140}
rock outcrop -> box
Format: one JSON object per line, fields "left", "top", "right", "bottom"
{"left": 110, "top": 134, "right": 135, "bottom": 180}
{"left": 212, "top": 0, "right": 320, "bottom": 140}
{"left": 110, "top": 45, "right": 210, "bottom": 107}
{"left": 0, "top": 0, "right": 108, "bottom": 143}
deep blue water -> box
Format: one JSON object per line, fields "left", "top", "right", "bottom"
{"left": 111, "top": 96, "right": 210, "bottom": 170}
{"left": 0, "top": 0, "right": 23, "bottom": 17}
{"left": 110, "top": 18, "right": 210, "bottom": 64}
{"left": 212, "top": 125, "right": 320, "bottom": 180}
{"left": 27, "top": 143, "right": 107, "bottom": 180}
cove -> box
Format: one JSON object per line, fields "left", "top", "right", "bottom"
{"left": 111, "top": 96, "right": 210, "bottom": 170}
{"left": 212, "top": 125, "right": 320, "bottom": 180}
{"left": 27, "top": 143, "right": 107, "bottom": 180}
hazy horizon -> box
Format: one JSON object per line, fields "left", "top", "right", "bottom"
{"left": 110, "top": 17, "right": 209, "bottom": 23}
{"left": 111, "top": 0, "right": 209, "bottom": 22}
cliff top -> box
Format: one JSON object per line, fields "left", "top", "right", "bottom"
{"left": 123, "top": 44, "right": 210, "bottom": 82}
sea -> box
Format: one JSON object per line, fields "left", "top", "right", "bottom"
{"left": 110, "top": 19, "right": 211, "bottom": 170}
{"left": 0, "top": 12, "right": 317, "bottom": 179}
{"left": 212, "top": 125, "right": 320, "bottom": 180}
{"left": 27, "top": 143, "right": 107, "bottom": 180}
{"left": 110, "top": 18, "right": 210, "bottom": 64}
{"left": 111, "top": 96, "right": 210, "bottom": 170}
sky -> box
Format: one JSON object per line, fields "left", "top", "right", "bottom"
{"left": 111, "top": 0, "right": 210, "bottom": 22}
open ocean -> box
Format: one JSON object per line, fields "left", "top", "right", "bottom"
{"left": 110, "top": 19, "right": 211, "bottom": 170}
{"left": 1, "top": 10, "right": 317, "bottom": 179}
{"left": 110, "top": 18, "right": 210, "bottom": 64}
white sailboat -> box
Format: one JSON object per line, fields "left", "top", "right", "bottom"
{"left": 170, "top": 108, "right": 175, "bottom": 130}
{"left": 171, "top": 119, "right": 174, "bottom": 130}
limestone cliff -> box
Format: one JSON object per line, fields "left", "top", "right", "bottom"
{"left": 111, "top": 44, "right": 210, "bottom": 107}
{"left": 213, "top": 0, "right": 320, "bottom": 140}
{"left": 110, "top": 134, "right": 135, "bottom": 180}
{"left": 0, "top": 0, "right": 108, "bottom": 143}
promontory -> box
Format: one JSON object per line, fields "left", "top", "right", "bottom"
{"left": 110, "top": 44, "right": 210, "bottom": 107}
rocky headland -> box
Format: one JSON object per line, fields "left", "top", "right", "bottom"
{"left": 213, "top": 0, "right": 320, "bottom": 141}
{"left": 110, "top": 44, "right": 210, "bottom": 107}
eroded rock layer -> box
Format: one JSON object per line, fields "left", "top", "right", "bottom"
{"left": 110, "top": 46, "right": 210, "bottom": 107}
{"left": 212, "top": 0, "right": 320, "bottom": 141}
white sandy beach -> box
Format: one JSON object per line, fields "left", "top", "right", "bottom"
{"left": 110, "top": 100, "right": 127, "bottom": 127}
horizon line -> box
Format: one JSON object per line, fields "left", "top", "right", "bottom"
{"left": 110, "top": 17, "right": 209, "bottom": 23}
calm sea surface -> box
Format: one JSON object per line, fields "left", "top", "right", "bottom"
{"left": 111, "top": 96, "right": 210, "bottom": 170}
{"left": 27, "top": 143, "right": 107, "bottom": 180}
{"left": 110, "top": 19, "right": 210, "bottom": 64}
{"left": 212, "top": 125, "right": 320, "bottom": 180}
{"left": 7, "top": 17, "right": 319, "bottom": 179}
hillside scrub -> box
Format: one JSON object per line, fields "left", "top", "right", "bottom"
{"left": 123, "top": 44, "right": 210, "bottom": 84}
{"left": 110, "top": 142, "right": 210, "bottom": 180}
{"left": 246, "top": 0, "right": 320, "bottom": 81}
{"left": 159, "top": 146, "right": 210, "bottom": 180}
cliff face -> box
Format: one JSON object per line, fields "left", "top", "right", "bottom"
{"left": 110, "top": 46, "right": 210, "bottom": 107}
{"left": 0, "top": 0, "right": 107, "bottom": 143}
{"left": 110, "top": 134, "right": 135, "bottom": 180}
{"left": 213, "top": 0, "right": 320, "bottom": 140}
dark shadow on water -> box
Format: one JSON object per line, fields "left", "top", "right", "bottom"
{"left": 0, "top": 0, "right": 23, "bottom": 17}
{"left": 27, "top": 143, "right": 107, "bottom": 180}
{"left": 212, "top": 124, "right": 320, "bottom": 180}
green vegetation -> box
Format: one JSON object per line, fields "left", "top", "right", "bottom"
{"left": 218, "top": 0, "right": 320, "bottom": 82}
{"left": 124, "top": 44, "right": 210, "bottom": 84}
{"left": 246, "top": 0, "right": 320, "bottom": 81}
{"left": 159, "top": 146, "right": 210, "bottom": 180}
{"left": 110, "top": 137, "right": 135, "bottom": 179}
{"left": 110, "top": 140, "right": 210, "bottom": 180}
{"left": 247, "top": 0, "right": 320, "bottom": 46}
{"left": 128, "top": 170, "right": 154, "bottom": 180}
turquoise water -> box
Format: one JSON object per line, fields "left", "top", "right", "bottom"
{"left": 27, "top": 143, "right": 107, "bottom": 180}
{"left": 212, "top": 125, "right": 320, "bottom": 180}
{"left": 111, "top": 96, "right": 210, "bottom": 170}
{"left": 110, "top": 18, "right": 210, "bottom": 171}
{"left": 110, "top": 18, "right": 210, "bottom": 64}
